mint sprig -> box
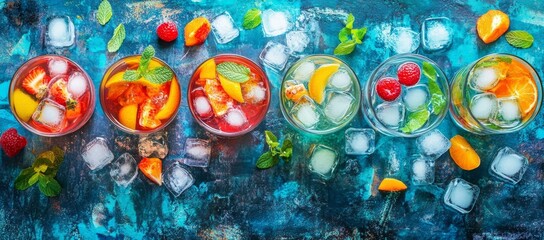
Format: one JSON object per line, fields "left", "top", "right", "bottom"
{"left": 400, "top": 109, "right": 430, "bottom": 133}
{"left": 334, "top": 13, "right": 367, "bottom": 55}
{"left": 505, "top": 30, "right": 533, "bottom": 49}
{"left": 107, "top": 23, "right": 125, "bottom": 52}
{"left": 122, "top": 45, "right": 174, "bottom": 84}
{"left": 216, "top": 62, "right": 251, "bottom": 83}
{"left": 96, "top": 0, "right": 112, "bottom": 26}
{"left": 242, "top": 9, "right": 262, "bottom": 30}
{"left": 14, "top": 147, "right": 65, "bottom": 197}
{"left": 422, "top": 61, "right": 446, "bottom": 115}
{"left": 256, "top": 131, "right": 293, "bottom": 169}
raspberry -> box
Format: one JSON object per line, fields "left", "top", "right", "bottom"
{"left": 1, "top": 128, "right": 27, "bottom": 157}
{"left": 376, "top": 77, "right": 402, "bottom": 101}
{"left": 157, "top": 22, "right": 178, "bottom": 42}
{"left": 397, "top": 62, "right": 421, "bottom": 86}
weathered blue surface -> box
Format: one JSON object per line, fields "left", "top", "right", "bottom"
{"left": 0, "top": 0, "right": 543, "bottom": 239}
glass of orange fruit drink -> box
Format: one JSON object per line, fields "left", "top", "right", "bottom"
{"left": 100, "top": 47, "right": 181, "bottom": 134}
{"left": 187, "top": 55, "right": 271, "bottom": 137}
{"left": 450, "top": 54, "right": 542, "bottom": 134}
{"left": 9, "top": 55, "right": 95, "bottom": 137}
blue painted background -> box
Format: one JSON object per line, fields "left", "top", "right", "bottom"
{"left": 0, "top": 0, "right": 543, "bottom": 239}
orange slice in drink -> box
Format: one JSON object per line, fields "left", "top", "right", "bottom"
{"left": 199, "top": 59, "right": 216, "bottom": 79}
{"left": 308, "top": 64, "right": 340, "bottom": 104}
{"left": 489, "top": 70, "right": 538, "bottom": 118}
{"left": 119, "top": 104, "right": 138, "bottom": 129}
{"left": 378, "top": 178, "right": 408, "bottom": 192}
{"left": 156, "top": 80, "right": 181, "bottom": 120}
{"left": 138, "top": 157, "right": 162, "bottom": 185}
{"left": 449, "top": 135, "right": 480, "bottom": 170}
{"left": 476, "top": 10, "right": 510, "bottom": 44}
{"left": 285, "top": 83, "right": 308, "bottom": 103}
{"left": 203, "top": 78, "right": 233, "bottom": 116}
{"left": 219, "top": 75, "right": 244, "bottom": 103}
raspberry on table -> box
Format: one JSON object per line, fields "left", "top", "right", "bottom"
{"left": 1, "top": 128, "right": 27, "bottom": 157}
{"left": 157, "top": 22, "right": 179, "bottom": 42}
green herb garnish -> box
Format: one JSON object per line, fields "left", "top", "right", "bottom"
{"left": 122, "top": 45, "right": 174, "bottom": 84}
{"left": 107, "top": 23, "right": 125, "bottom": 52}
{"left": 400, "top": 109, "right": 430, "bottom": 133}
{"left": 216, "top": 62, "right": 251, "bottom": 83}
{"left": 334, "top": 13, "right": 367, "bottom": 55}
{"left": 473, "top": 56, "right": 512, "bottom": 69}
{"left": 422, "top": 61, "right": 446, "bottom": 115}
{"left": 505, "top": 30, "right": 534, "bottom": 49}
{"left": 256, "top": 131, "right": 293, "bottom": 169}
{"left": 14, "top": 147, "right": 65, "bottom": 197}
{"left": 96, "top": 0, "right": 112, "bottom": 26}
{"left": 242, "top": 9, "right": 262, "bottom": 30}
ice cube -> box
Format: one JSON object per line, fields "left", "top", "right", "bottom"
{"left": 261, "top": 10, "right": 291, "bottom": 37}
{"left": 46, "top": 16, "right": 75, "bottom": 48}
{"left": 323, "top": 91, "right": 355, "bottom": 124}
{"left": 469, "top": 67, "right": 500, "bottom": 91}
{"left": 48, "top": 59, "right": 69, "bottom": 76}
{"left": 243, "top": 83, "right": 266, "bottom": 104}
{"left": 292, "top": 61, "right": 316, "bottom": 82}
{"left": 421, "top": 17, "right": 452, "bottom": 52}
{"left": 402, "top": 85, "right": 429, "bottom": 112}
{"left": 67, "top": 72, "right": 88, "bottom": 99}
{"left": 211, "top": 12, "right": 240, "bottom": 44}
{"left": 109, "top": 153, "right": 138, "bottom": 187}
{"left": 411, "top": 155, "right": 435, "bottom": 185}
{"left": 345, "top": 128, "right": 375, "bottom": 155}
{"left": 183, "top": 138, "right": 211, "bottom": 168}
{"left": 224, "top": 108, "right": 248, "bottom": 128}
{"left": 491, "top": 97, "right": 521, "bottom": 128}
{"left": 328, "top": 69, "right": 352, "bottom": 91}
{"left": 259, "top": 41, "right": 290, "bottom": 71}
{"left": 32, "top": 99, "right": 66, "bottom": 131}
{"left": 163, "top": 161, "right": 195, "bottom": 197}
{"left": 443, "top": 178, "right": 480, "bottom": 214}
{"left": 489, "top": 147, "right": 528, "bottom": 184}
{"left": 193, "top": 96, "right": 213, "bottom": 119}
{"left": 376, "top": 102, "right": 405, "bottom": 129}
{"left": 470, "top": 93, "right": 498, "bottom": 121}
{"left": 388, "top": 27, "right": 420, "bottom": 54}
{"left": 307, "top": 144, "right": 338, "bottom": 180}
{"left": 285, "top": 31, "right": 310, "bottom": 53}
{"left": 290, "top": 96, "right": 321, "bottom": 129}
{"left": 138, "top": 131, "right": 168, "bottom": 159}
{"left": 416, "top": 129, "right": 451, "bottom": 158}
{"left": 81, "top": 137, "right": 114, "bottom": 171}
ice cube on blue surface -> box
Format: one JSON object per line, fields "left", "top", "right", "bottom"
{"left": 211, "top": 12, "right": 240, "bottom": 44}
{"left": 421, "top": 17, "right": 452, "bottom": 51}
{"left": 307, "top": 144, "right": 338, "bottom": 180}
{"left": 261, "top": 10, "right": 291, "bottom": 37}
{"left": 323, "top": 91, "right": 355, "bottom": 124}
{"left": 402, "top": 84, "right": 429, "bottom": 112}
{"left": 110, "top": 153, "right": 138, "bottom": 187}
{"left": 345, "top": 128, "right": 375, "bottom": 155}
{"left": 411, "top": 155, "right": 435, "bottom": 185}
{"left": 286, "top": 31, "right": 310, "bottom": 53}
{"left": 389, "top": 27, "right": 420, "bottom": 54}
{"left": 138, "top": 131, "right": 168, "bottom": 159}
{"left": 163, "top": 161, "right": 195, "bottom": 197}
{"left": 290, "top": 96, "right": 321, "bottom": 129}
{"left": 469, "top": 67, "right": 500, "bottom": 91}
{"left": 292, "top": 61, "right": 316, "bottom": 82}
{"left": 376, "top": 102, "right": 405, "bottom": 129}
{"left": 259, "top": 41, "right": 290, "bottom": 71}
{"left": 82, "top": 137, "right": 114, "bottom": 171}
{"left": 489, "top": 147, "right": 528, "bottom": 184}
{"left": 328, "top": 69, "right": 352, "bottom": 91}
{"left": 32, "top": 98, "right": 66, "bottom": 131}
{"left": 46, "top": 16, "right": 75, "bottom": 49}
{"left": 443, "top": 178, "right": 480, "bottom": 214}
{"left": 48, "top": 58, "right": 68, "bottom": 77}
{"left": 491, "top": 97, "right": 522, "bottom": 128}
{"left": 183, "top": 138, "right": 211, "bottom": 168}
{"left": 416, "top": 129, "right": 451, "bottom": 158}
{"left": 470, "top": 93, "right": 498, "bottom": 121}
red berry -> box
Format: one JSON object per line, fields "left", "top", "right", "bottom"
{"left": 1, "top": 128, "right": 27, "bottom": 157}
{"left": 397, "top": 62, "right": 421, "bottom": 86}
{"left": 376, "top": 77, "right": 402, "bottom": 101}
{"left": 157, "top": 22, "right": 178, "bottom": 42}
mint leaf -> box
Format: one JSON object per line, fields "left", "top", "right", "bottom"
{"left": 33, "top": 159, "right": 49, "bottom": 173}
{"left": 28, "top": 173, "right": 40, "bottom": 186}
{"left": 401, "top": 109, "right": 430, "bottom": 133}
{"left": 144, "top": 67, "right": 174, "bottom": 84}
{"left": 474, "top": 56, "right": 512, "bottom": 69}
{"left": 242, "top": 8, "right": 261, "bottom": 30}
{"left": 345, "top": 13, "right": 355, "bottom": 29}
{"left": 334, "top": 39, "right": 357, "bottom": 55}
{"left": 45, "top": 147, "right": 65, "bottom": 177}
{"left": 38, "top": 175, "right": 61, "bottom": 197}
{"left": 14, "top": 168, "right": 36, "bottom": 190}
{"left": 216, "top": 62, "right": 251, "bottom": 83}
{"left": 423, "top": 61, "right": 446, "bottom": 115}
{"left": 279, "top": 139, "right": 293, "bottom": 160}
{"left": 505, "top": 30, "right": 534, "bottom": 49}
{"left": 265, "top": 130, "right": 279, "bottom": 151}
{"left": 96, "top": 0, "right": 112, "bottom": 26}
{"left": 422, "top": 61, "right": 437, "bottom": 81}
{"left": 123, "top": 70, "right": 140, "bottom": 81}
{"left": 338, "top": 27, "right": 351, "bottom": 43}
{"left": 107, "top": 23, "right": 125, "bottom": 53}
{"left": 256, "top": 151, "right": 279, "bottom": 169}
{"left": 138, "top": 45, "right": 155, "bottom": 73}
{"left": 352, "top": 27, "right": 367, "bottom": 44}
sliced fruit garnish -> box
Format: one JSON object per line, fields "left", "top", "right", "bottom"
{"left": 184, "top": 17, "right": 211, "bottom": 47}
{"left": 66, "top": 100, "right": 83, "bottom": 120}
{"left": 118, "top": 104, "right": 138, "bottom": 129}
{"left": 199, "top": 59, "right": 216, "bottom": 79}
{"left": 118, "top": 84, "right": 147, "bottom": 106}
{"left": 138, "top": 157, "right": 162, "bottom": 185}
{"left": 308, "top": 63, "right": 340, "bottom": 104}
{"left": 219, "top": 75, "right": 244, "bottom": 103}
{"left": 203, "top": 78, "right": 233, "bottom": 116}
{"left": 12, "top": 89, "right": 39, "bottom": 122}
{"left": 22, "top": 67, "right": 49, "bottom": 99}
{"left": 50, "top": 79, "right": 76, "bottom": 107}
{"left": 139, "top": 99, "right": 161, "bottom": 129}
{"left": 285, "top": 83, "right": 308, "bottom": 103}
{"left": 156, "top": 80, "right": 181, "bottom": 120}
{"left": 449, "top": 135, "right": 480, "bottom": 171}
{"left": 490, "top": 76, "right": 537, "bottom": 118}
{"left": 476, "top": 10, "right": 510, "bottom": 44}
{"left": 378, "top": 178, "right": 408, "bottom": 192}
{"left": 107, "top": 83, "right": 130, "bottom": 100}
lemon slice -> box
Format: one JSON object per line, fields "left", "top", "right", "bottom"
{"left": 308, "top": 64, "right": 340, "bottom": 104}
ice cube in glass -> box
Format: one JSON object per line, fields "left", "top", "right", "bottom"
{"left": 81, "top": 137, "right": 114, "bottom": 170}
{"left": 183, "top": 138, "right": 211, "bottom": 168}
{"left": 469, "top": 67, "right": 500, "bottom": 92}
{"left": 307, "top": 144, "right": 338, "bottom": 180}
{"left": 163, "top": 161, "right": 195, "bottom": 197}
{"left": 290, "top": 96, "right": 321, "bottom": 129}
{"left": 470, "top": 93, "right": 498, "bottom": 121}
{"left": 67, "top": 72, "right": 88, "bottom": 99}
{"left": 110, "top": 153, "right": 138, "bottom": 187}
{"left": 489, "top": 146, "right": 528, "bottom": 184}
{"left": 323, "top": 91, "right": 355, "bottom": 124}
{"left": 32, "top": 99, "right": 66, "bottom": 131}
{"left": 345, "top": 128, "right": 375, "bottom": 155}
{"left": 292, "top": 61, "right": 316, "bottom": 82}
{"left": 376, "top": 102, "right": 405, "bottom": 129}
{"left": 443, "top": 178, "right": 480, "bottom": 214}
{"left": 490, "top": 97, "right": 522, "bottom": 128}
{"left": 402, "top": 84, "right": 429, "bottom": 112}
{"left": 48, "top": 59, "right": 69, "bottom": 76}
{"left": 328, "top": 69, "right": 352, "bottom": 91}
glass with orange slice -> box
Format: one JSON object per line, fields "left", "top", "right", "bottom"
{"left": 450, "top": 54, "right": 542, "bottom": 134}
{"left": 187, "top": 55, "right": 271, "bottom": 137}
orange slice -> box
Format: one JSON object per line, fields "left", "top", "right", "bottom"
{"left": 308, "top": 64, "right": 340, "bottom": 104}
{"left": 285, "top": 83, "right": 308, "bottom": 103}
{"left": 476, "top": 10, "right": 510, "bottom": 44}
{"left": 449, "top": 135, "right": 480, "bottom": 170}
{"left": 490, "top": 75, "right": 537, "bottom": 118}
{"left": 378, "top": 178, "right": 408, "bottom": 192}
{"left": 219, "top": 75, "right": 244, "bottom": 103}
{"left": 156, "top": 80, "right": 181, "bottom": 120}
{"left": 199, "top": 59, "right": 216, "bottom": 79}
{"left": 203, "top": 78, "right": 233, "bottom": 116}
{"left": 118, "top": 104, "right": 138, "bottom": 129}
{"left": 138, "top": 158, "right": 162, "bottom": 185}
{"left": 184, "top": 17, "right": 211, "bottom": 47}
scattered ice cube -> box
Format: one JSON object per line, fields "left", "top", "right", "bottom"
{"left": 46, "top": 16, "right": 75, "bottom": 48}
{"left": 109, "top": 153, "right": 138, "bottom": 187}
{"left": 470, "top": 93, "right": 498, "bottom": 121}
{"left": 193, "top": 96, "right": 213, "bottom": 119}
{"left": 323, "top": 91, "right": 355, "bottom": 124}
{"left": 138, "top": 131, "right": 168, "bottom": 159}
{"left": 421, "top": 17, "right": 452, "bottom": 51}
{"left": 259, "top": 41, "right": 290, "bottom": 71}
{"left": 163, "top": 161, "right": 195, "bottom": 197}
{"left": 307, "top": 144, "right": 338, "bottom": 180}
{"left": 183, "top": 138, "right": 211, "bottom": 168}
{"left": 491, "top": 97, "right": 521, "bottom": 128}
{"left": 224, "top": 108, "right": 248, "bottom": 128}
{"left": 261, "top": 10, "right": 291, "bottom": 37}
{"left": 376, "top": 102, "right": 405, "bottom": 129}
{"left": 416, "top": 129, "right": 451, "bottom": 158}
{"left": 469, "top": 67, "right": 500, "bottom": 91}
{"left": 290, "top": 96, "right": 321, "bottom": 129}
{"left": 345, "top": 128, "right": 375, "bottom": 155}
{"left": 443, "top": 178, "right": 480, "bottom": 214}
{"left": 402, "top": 85, "right": 429, "bottom": 111}
{"left": 81, "top": 137, "right": 114, "bottom": 171}
{"left": 32, "top": 99, "right": 66, "bottom": 131}
{"left": 211, "top": 12, "right": 240, "bottom": 44}
{"left": 292, "top": 61, "right": 316, "bottom": 82}
{"left": 328, "top": 69, "right": 352, "bottom": 91}
{"left": 489, "top": 147, "right": 528, "bottom": 184}
{"left": 48, "top": 59, "right": 69, "bottom": 76}
{"left": 286, "top": 31, "right": 310, "bottom": 53}
{"left": 411, "top": 155, "right": 435, "bottom": 185}
{"left": 67, "top": 72, "right": 88, "bottom": 99}
{"left": 389, "top": 27, "right": 420, "bottom": 54}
